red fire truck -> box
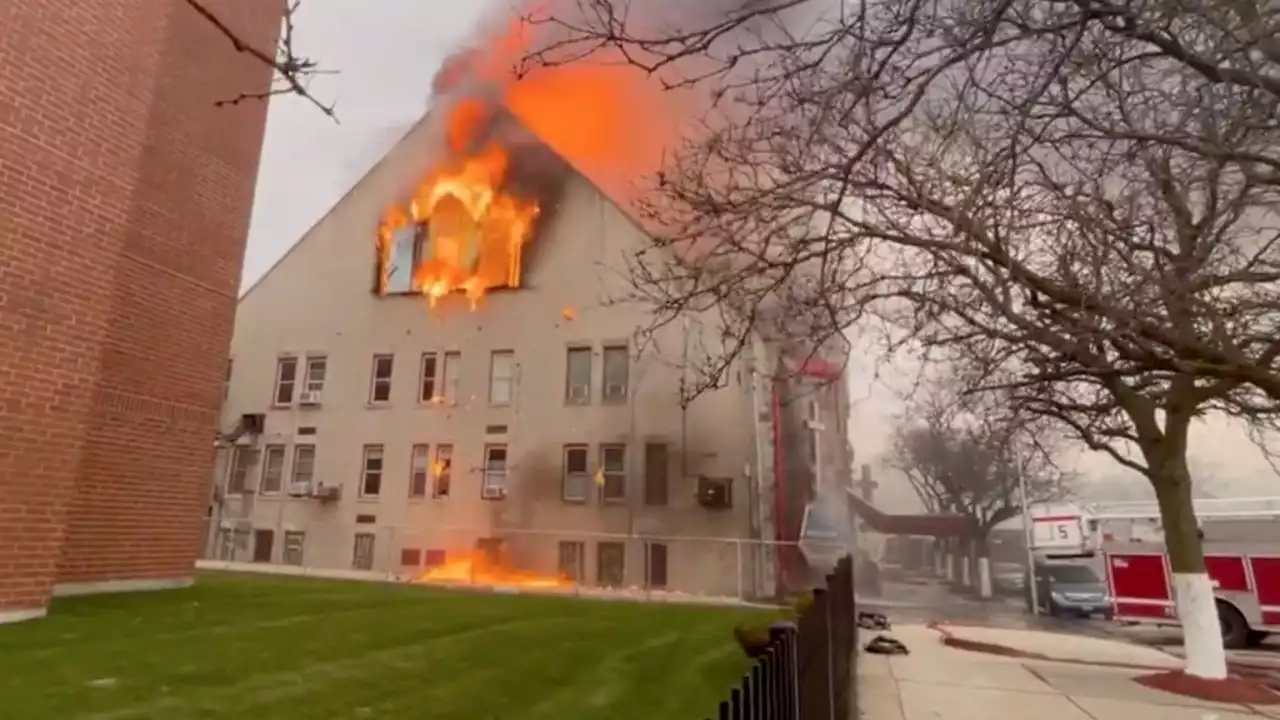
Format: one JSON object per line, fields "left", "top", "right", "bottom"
{"left": 1092, "top": 497, "right": 1280, "bottom": 649}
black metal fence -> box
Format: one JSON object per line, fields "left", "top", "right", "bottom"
{"left": 709, "top": 555, "right": 857, "bottom": 720}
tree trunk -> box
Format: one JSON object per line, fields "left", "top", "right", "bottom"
{"left": 974, "top": 533, "right": 993, "bottom": 599}
{"left": 1152, "top": 454, "right": 1227, "bottom": 680}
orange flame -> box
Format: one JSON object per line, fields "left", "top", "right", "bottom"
{"left": 419, "top": 549, "right": 572, "bottom": 589}
{"left": 377, "top": 12, "right": 683, "bottom": 310}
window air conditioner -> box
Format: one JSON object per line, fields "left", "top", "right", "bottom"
{"left": 286, "top": 481, "right": 313, "bottom": 497}
{"left": 481, "top": 486, "right": 507, "bottom": 500}
{"left": 605, "top": 383, "right": 626, "bottom": 398}
{"left": 568, "top": 385, "right": 589, "bottom": 402}
{"left": 299, "top": 390, "right": 322, "bottom": 406}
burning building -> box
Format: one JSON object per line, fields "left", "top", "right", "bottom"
{"left": 211, "top": 12, "right": 853, "bottom": 599}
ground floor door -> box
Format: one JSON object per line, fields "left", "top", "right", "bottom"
{"left": 253, "top": 529, "right": 274, "bottom": 563}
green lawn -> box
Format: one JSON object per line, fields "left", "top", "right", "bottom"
{"left": 0, "top": 572, "right": 768, "bottom": 720}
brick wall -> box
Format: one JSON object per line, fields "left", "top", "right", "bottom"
{"left": 0, "top": 0, "right": 283, "bottom": 615}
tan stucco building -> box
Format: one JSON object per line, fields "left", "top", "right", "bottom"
{"left": 211, "top": 112, "right": 852, "bottom": 599}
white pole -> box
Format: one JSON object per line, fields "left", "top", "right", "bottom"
{"left": 1017, "top": 455, "right": 1040, "bottom": 615}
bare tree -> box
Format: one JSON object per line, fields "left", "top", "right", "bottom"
{"left": 527, "top": 0, "right": 1280, "bottom": 678}
{"left": 186, "top": 0, "right": 335, "bottom": 119}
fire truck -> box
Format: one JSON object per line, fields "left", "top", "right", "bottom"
{"left": 1089, "top": 497, "right": 1280, "bottom": 649}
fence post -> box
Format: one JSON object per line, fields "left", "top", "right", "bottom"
{"left": 770, "top": 622, "right": 799, "bottom": 720}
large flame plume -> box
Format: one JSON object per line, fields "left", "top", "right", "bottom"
{"left": 376, "top": 5, "right": 686, "bottom": 309}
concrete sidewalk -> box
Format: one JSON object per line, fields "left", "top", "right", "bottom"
{"left": 858, "top": 625, "right": 1280, "bottom": 720}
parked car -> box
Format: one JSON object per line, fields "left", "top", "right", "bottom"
{"left": 1026, "top": 562, "right": 1112, "bottom": 619}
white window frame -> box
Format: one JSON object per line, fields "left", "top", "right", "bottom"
{"left": 303, "top": 356, "right": 327, "bottom": 394}
{"left": 292, "top": 444, "right": 316, "bottom": 487}
{"left": 565, "top": 347, "right": 592, "bottom": 405}
{"left": 258, "top": 444, "right": 287, "bottom": 495}
{"left": 489, "top": 350, "right": 515, "bottom": 406}
{"left": 482, "top": 444, "right": 507, "bottom": 497}
{"left": 441, "top": 351, "right": 462, "bottom": 403}
{"left": 283, "top": 531, "right": 306, "bottom": 566}
{"left": 361, "top": 445, "right": 384, "bottom": 498}
{"left": 409, "top": 444, "right": 430, "bottom": 498}
{"left": 369, "top": 354, "right": 394, "bottom": 404}
{"left": 227, "top": 446, "right": 258, "bottom": 495}
{"left": 562, "top": 444, "right": 590, "bottom": 503}
{"left": 419, "top": 352, "right": 439, "bottom": 403}
{"left": 599, "top": 444, "right": 627, "bottom": 503}
{"left": 601, "top": 346, "right": 629, "bottom": 403}
{"left": 433, "top": 444, "right": 453, "bottom": 498}
{"left": 273, "top": 357, "right": 298, "bottom": 406}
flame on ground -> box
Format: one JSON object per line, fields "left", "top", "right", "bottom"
{"left": 418, "top": 549, "right": 572, "bottom": 589}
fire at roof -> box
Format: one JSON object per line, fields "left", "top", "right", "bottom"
{"left": 374, "top": 9, "right": 682, "bottom": 309}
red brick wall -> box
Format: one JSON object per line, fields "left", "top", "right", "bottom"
{"left": 0, "top": 0, "right": 283, "bottom": 613}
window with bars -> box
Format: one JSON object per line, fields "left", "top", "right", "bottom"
{"left": 597, "top": 541, "right": 625, "bottom": 587}
{"left": 558, "top": 541, "right": 585, "bottom": 582}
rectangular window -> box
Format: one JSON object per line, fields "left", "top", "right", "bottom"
{"left": 283, "top": 531, "right": 305, "bottom": 566}
{"left": 370, "top": 354, "right": 394, "bottom": 403}
{"left": 442, "top": 351, "right": 462, "bottom": 403}
{"left": 597, "top": 541, "right": 625, "bottom": 587}
{"left": 562, "top": 445, "right": 590, "bottom": 503}
{"left": 273, "top": 357, "right": 298, "bottom": 405}
{"left": 353, "top": 532, "right": 376, "bottom": 571}
{"left": 292, "top": 445, "right": 316, "bottom": 486}
{"left": 599, "top": 444, "right": 627, "bottom": 503}
{"left": 565, "top": 347, "right": 592, "bottom": 404}
{"left": 361, "top": 445, "right": 384, "bottom": 497}
{"left": 482, "top": 444, "right": 507, "bottom": 497}
{"left": 384, "top": 224, "right": 420, "bottom": 294}
{"left": 253, "top": 529, "right": 274, "bottom": 563}
{"left": 602, "top": 346, "right": 629, "bottom": 403}
{"left": 303, "top": 356, "right": 327, "bottom": 394}
{"left": 433, "top": 444, "right": 453, "bottom": 498}
{"left": 409, "top": 444, "right": 430, "bottom": 498}
{"left": 488, "top": 350, "right": 515, "bottom": 406}
{"left": 558, "top": 541, "right": 585, "bottom": 583}
{"left": 227, "top": 447, "right": 259, "bottom": 494}
{"left": 644, "top": 443, "right": 669, "bottom": 506}
{"left": 420, "top": 352, "right": 439, "bottom": 403}
{"left": 645, "top": 542, "right": 669, "bottom": 589}
{"left": 258, "top": 444, "right": 287, "bottom": 495}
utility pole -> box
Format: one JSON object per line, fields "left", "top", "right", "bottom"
{"left": 1016, "top": 453, "right": 1040, "bottom": 615}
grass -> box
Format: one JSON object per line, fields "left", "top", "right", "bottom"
{"left": 0, "top": 572, "right": 769, "bottom": 720}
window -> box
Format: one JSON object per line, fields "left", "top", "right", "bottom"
{"left": 292, "top": 445, "right": 316, "bottom": 487}
{"left": 273, "top": 357, "right": 298, "bottom": 405}
{"left": 370, "top": 354, "right": 394, "bottom": 403}
{"left": 482, "top": 445, "right": 507, "bottom": 497}
{"left": 645, "top": 542, "right": 669, "bottom": 589}
{"left": 361, "top": 445, "right": 384, "bottom": 497}
{"left": 227, "top": 447, "right": 258, "bottom": 494}
{"left": 409, "top": 444, "right": 430, "bottom": 498}
{"left": 565, "top": 347, "right": 592, "bottom": 404}
{"left": 433, "top": 445, "right": 453, "bottom": 498}
{"left": 253, "top": 529, "right": 274, "bottom": 563}
{"left": 558, "top": 541, "right": 585, "bottom": 582}
{"left": 303, "top": 356, "right": 327, "bottom": 395}
{"left": 597, "top": 541, "right": 625, "bottom": 587}
{"left": 489, "top": 351, "right": 515, "bottom": 405}
{"left": 401, "top": 548, "right": 423, "bottom": 566}
{"left": 602, "top": 346, "right": 629, "bottom": 403}
{"left": 643, "top": 443, "right": 669, "bottom": 506}
{"left": 562, "top": 445, "right": 590, "bottom": 502}
{"left": 353, "top": 532, "right": 376, "bottom": 570}
{"left": 258, "top": 444, "right": 287, "bottom": 495}
{"left": 283, "top": 531, "right": 305, "bottom": 566}
{"left": 599, "top": 444, "right": 627, "bottom": 503}
{"left": 420, "top": 352, "right": 439, "bottom": 402}
{"left": 384, "top": 224, "right": 422, "bottom": 294}
{"left": 442, "top": 351, "right": 462, "bottom": 403}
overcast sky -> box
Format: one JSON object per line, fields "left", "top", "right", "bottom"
{"left": 240, "top": 0, "right": 1279, "bottom": 507}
